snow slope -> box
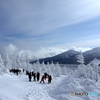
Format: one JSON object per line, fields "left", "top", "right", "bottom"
{"left": 0, "top": 73, "right": 62, "bottom": 100}
{"left": 50, "top": 76, "right": 100, "bottom": 100}
{"left": 0, "top": 73, "right": 100, "bottom": 100}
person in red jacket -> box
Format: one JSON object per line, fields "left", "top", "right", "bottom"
{"left": 40, "top": 75, "right": 45, "bottom": 83}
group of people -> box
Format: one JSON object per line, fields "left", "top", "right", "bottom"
{"left": 26, "top": 71, "right": 40, "bottom": 82}
{"left": 26, "top": 71, "right": 52, "bottom": 84}
{"left": 9, "top": 69, "right": 52, "bottom": 84}
{"left": 9, "top": 68, "right": 21, "bottom": 75}
{"left": 40, "top": 73, "right": 52, "bottom": 84}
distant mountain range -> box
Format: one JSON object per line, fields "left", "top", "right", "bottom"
{"left": 30, "top": 47, "right": 100, "bottom": 64}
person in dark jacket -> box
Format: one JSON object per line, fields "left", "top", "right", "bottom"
{"left": 31, "top": 71, "right": 34, "bottom": 76}
{"left": 48, "top": 75, "right": 52, "bottom": 84}
{"left": 37, "top": 72, "right": 40, "bottom": 81}
{"left": 33, "top": 73, "right": 36, "bottom": 81}
{"left": 28, "top": 72, "right": 32, "bottom": 82}
{"left": 31, "top": 71, "right": 34, "bottom": 80}
{"left": 26, "top": 70, "right": 29, "bottom": 75}
{"left": 44, "top": 73, "right": 48, "bottom": 80}
{"left": 23, "top": 69, "right": 25, "bottom": 73}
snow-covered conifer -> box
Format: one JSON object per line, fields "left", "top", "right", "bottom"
{"left": 4, "top": 53, "right": 12, "bottom": 69}
{"left": 46, "top": 62, "right": 52, "bottom": 75}
{"left": 61, "top": 66, "right": 66, "bottom": 75}
{"left": 0, "top": 54, "right": 6, "bottom": 73}
{"left": 90, "top": 59, "right": 100, "bottom": 81}
{"left": 36, "top": 60, "right": 41, "bottom": 73}
{"left": 76, "top": 52, "right": 84, "bottom": 65}
{"left": 74, "top": 53, "right": 87, "bottom": 78}
{"left": 54, "top": 63, "right": 61, "bottom": 77}
{"left": 33, "top": 63, "right": 37, "bottom": 72}
{"left": 41, "top": 62, "right": 46, "bottom": 74}
{"left": 50, "top": 61, "right": 55, "bottom": 76}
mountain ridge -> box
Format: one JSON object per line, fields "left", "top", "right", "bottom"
{"left": 30, "top": 47, "right": 100, "bottom": 64}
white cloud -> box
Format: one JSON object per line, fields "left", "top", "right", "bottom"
{"left": 3, "top": 44, "right": 92, "bottom": 60}
{"left": 18, "top": 46, "right": 68, "bottom": 60}
{"left": 33, "top": 46, "right": 91, "bottom": 60}
{"left": 71, "top": 46, "right": 91, "bottom": 52}
{"left": 3, "top": 44, "right": 18, "bottom": 56}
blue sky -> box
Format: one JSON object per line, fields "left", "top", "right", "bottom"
{"left": 0, "top": 0, "right": 100, "bottom": 52}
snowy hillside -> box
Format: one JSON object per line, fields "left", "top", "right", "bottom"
{"left": 83, "top": 47, "right": 100, "bottom": 64}
{"left": 0, "top": 73, "right": 100, "bottom": 100}
{"left": 30, "top": 47, "right": 100, "bottom": 64}
{"left": 0, "top": 45, "right": 100, "bottom": 100}
{"left": 30, "top": 50, "right": 80, "bottom": 64}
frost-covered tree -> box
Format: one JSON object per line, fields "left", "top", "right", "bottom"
{"left": 16, "top": 54, "right": 21, "bottom": 68}
{"left": 54, "top": 63, "right": 61, "bottom": 77}
{"left": 50, "top": 61, "right": 55, "bottom": 76}
{"left": 41, "top": 62, "right": 46, "bottom": 73}
{"left": 4, "top": 44, "right": 18, "bottom": 69}
{"left": 19, "top": 54, "right": 27, "bottom": 70}
{"left": 0, "top": 54, "right": 6, "bottom": 74}
{"left": 27, "top": 60, "right": 31, "bottom": 71}
{"left": 38, "top": 62, "right": 41, "bottom": 73}
{"left": 4, "top": 53, "right": 12, "bottom": 69}
{"left": 36, "top": 60, "right": 41, "bottom": 73}
{"left": 75, "top": 58, "right": 100, "bottom": 81}
{"left": 76, "top": 52, "right": 84, "bottom": 65}
{"left": 73, "top": 53, "right": 87, "bottom": 78}
{"left": 73, "top": 64, "right": 87, "bottom": 78}
{"left": 89, "top": 58, "right": 100, "bottom": 81}
{"left": 46, "top": 62, "right": 52, "bottom": 75}
{"left": 32, "top": 63, "right": 37, "bottom": 72}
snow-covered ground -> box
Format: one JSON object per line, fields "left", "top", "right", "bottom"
{"left": 0, "top": 72, "right": 100, "bottom": 100}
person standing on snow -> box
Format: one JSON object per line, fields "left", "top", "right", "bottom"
{"left": 37, "top": 72, "right": 40, "bottom": 81}
{"left": 28, "top": 72, "right": 32, "bottom": 82}
{"left": 44, "top": 73, "right": 48, "bottom": 80}
{"left": 40, "top": 75, "right": 45, "bottom": 83}
{"left": 23, "top": 69, "right": 25, "bottom": 73}
{"left": 48, "top": 75, "right": 52, "bottom": 84}
{"left": 33, "top": 73, "right": 36, "bottom": 81}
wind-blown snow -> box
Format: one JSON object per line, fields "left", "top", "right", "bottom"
{"left": 0, "top": 73, "right": 100, "bottom": 100}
